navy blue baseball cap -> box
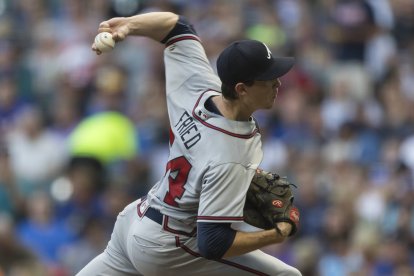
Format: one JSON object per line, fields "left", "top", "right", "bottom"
{"left": 217, "top": 40, "right": 294, "bottom": 86}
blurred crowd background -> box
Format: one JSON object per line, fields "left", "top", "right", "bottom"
{"left": 0, "top": 0, "right": 413, "bottom": 275}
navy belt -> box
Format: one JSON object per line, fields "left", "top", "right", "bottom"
{"left": 145, "top": 206, "right": 164, "bottom": 225}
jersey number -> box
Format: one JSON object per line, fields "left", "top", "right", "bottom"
{"left": 163, "top": 156, "right": 192, "bottom": 207}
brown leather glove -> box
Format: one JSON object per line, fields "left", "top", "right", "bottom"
{"left": 243, "top": 169, "right": 299, "bottom": 236}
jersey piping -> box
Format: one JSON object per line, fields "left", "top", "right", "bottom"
{"left": 192, "top": 90, "right": 259, "bottom": 139}
{"left": 165, "top": 34, "right": 201, "bottom": 47}
{"left": 197, "top": 216, "right": 244, "bottom": 221}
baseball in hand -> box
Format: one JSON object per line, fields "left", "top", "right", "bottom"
{"left": 94, "top": 32, "right": 115, "bottom": 53}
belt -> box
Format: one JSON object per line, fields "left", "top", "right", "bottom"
{"left": 137, "top": 196, "right": 197, "bottom": 237}
{"left": 144, "top": 206, "right": 164, "bottom": 225}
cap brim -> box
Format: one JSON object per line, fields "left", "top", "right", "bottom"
{"left": 255, "top": 57, "right": 295, "bottom": 80}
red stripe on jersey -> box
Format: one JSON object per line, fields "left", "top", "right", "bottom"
{"left": 197, "top": 216, "right": 244, "bottom": 221}
{"left": 192, "top": 91, "right": 259, "bottom": 139}
{"left": 169, "top": 127, "right": 175, "bottom": 146}
{"left": 165, "top": 35, "right": 201, "bottom": 47}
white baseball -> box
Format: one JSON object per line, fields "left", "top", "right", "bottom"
{"left": 94, "top": 32, "right": 115, "bottom": 53}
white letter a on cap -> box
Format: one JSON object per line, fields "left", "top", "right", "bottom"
{"left": 263, "top": 43, "right": 272, "bottom": 59}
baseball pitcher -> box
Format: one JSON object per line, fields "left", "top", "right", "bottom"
{"left": 77, "top": 12, "right": 301, "bottom": 276}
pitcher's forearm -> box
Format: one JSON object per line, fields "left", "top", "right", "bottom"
{"left": 222, "top": 228, "right": 286, "bottom": 258}
{"left": 125, "top": 12, "right": 179, "bottom": 41}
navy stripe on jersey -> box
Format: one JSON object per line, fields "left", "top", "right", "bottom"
{"left": 175, "top": 237, "right": 270, "bottom": 276}
{"left": 192, "top": 90, "right": 259, "bottom": 139}
{"left": 161, "top": 16, "right": 197, "bottom": 44}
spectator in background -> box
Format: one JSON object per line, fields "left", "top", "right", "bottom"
{"left": 391, "top": 0, "right": 414, "bottom": 51}
{"left": 24, "top": 20, "right": 62, "bottom": 101}
{"left": 58, "top": 184, "right": 133, "bottom": 274}
{"left": 59, "top": 217, "right": 109, "bottom": 275}
{"left": 54, "top": 156, "right": 106, "bottom": 236}
{"left": 6, "top": 106, "right": 69, "bottom": 196}
{"left": 87, "top": 64, "right": 128, "bottom": 114}
{"left": 48, "top": 94, "right": 82, "bottom": 140}
{"left": 364, "top": 0, "right": 397, "bottom": 83}
{"left": 0, "top": 143, "right": 23, "bottom": 218}
{"left": 320, "top": 72, "right": 357, "bottom": 136}
{"left": 0, "top": 76, "right": 28, "bottom": 134}
{"left": 326, "top": 0, "right": 376, "bottom": 62}
{"left": 16, "top": 192, "right": 75, "bottom": 275}
{"left": 0, "top": 212, "right": 43, "bottom": 275}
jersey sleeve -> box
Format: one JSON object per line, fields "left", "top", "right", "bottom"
{"left": 197, "top": 163, "right": 255, "bottom": 223}
{"left": 162, "top": 17, "right": 221, "bottom": 96}
{"left": 197, "top": 222, "right": 236, "bottom": 260}
{"left": 161, "top": 16, "right": 198, "bottom": 44}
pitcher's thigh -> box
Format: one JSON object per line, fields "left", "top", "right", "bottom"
{"left": 75, "top": 252, "right": 142, "bottom": 276}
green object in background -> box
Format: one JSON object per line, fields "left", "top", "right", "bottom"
{"left": 245, "top": 24, "right": 286, "bottom": 49}
{"left": 69, "top": 112, "right": 137, "bottom": 164}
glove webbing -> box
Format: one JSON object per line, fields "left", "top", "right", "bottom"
{"left": 251, "top": 173, "right": 297, "bottom": 196}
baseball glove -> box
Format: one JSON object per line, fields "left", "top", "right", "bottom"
{"left": 243, "top": 169, "right": 299, "bottom": 236}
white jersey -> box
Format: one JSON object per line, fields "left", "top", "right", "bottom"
{"left": 147, "top": 34, "right": 263, "bottom": 229}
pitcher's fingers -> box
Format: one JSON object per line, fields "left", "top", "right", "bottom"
{"left": 91, "top": 43, "right": 102, "bottom": 55}
{"left": 112, "top": 32, "right": 125, "bottom": 41}
{"left": 98, "top": 21, "right": 113, "bottom": 33}
{"left": 99, "top": 21, "right": 110, "bottom": 29}
{"left": 97, "top": 27, "right": 113, "bottom": 34}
